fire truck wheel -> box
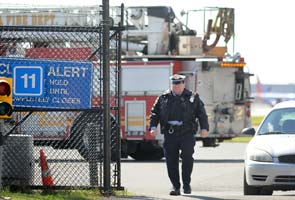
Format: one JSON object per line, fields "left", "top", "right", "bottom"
{"left": 70, "top": 111, "right": 119, "bottom": 162}
{"left": 129, "top": 143, "right": 164, "bottom": 161}
{"left": 202, "top": 138, "right": 218, "bottom": 147}
{"left": 129, "top": 149, "right": 164, "bottom": 161}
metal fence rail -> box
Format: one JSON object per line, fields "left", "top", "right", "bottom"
{"left": 0, "top": 7, "right": 123, "bottom": 192}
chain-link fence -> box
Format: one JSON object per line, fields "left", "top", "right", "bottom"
{"left": 0, "top": 4, "right": 123, "bottom": 192}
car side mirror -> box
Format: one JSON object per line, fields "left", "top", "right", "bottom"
{"left": 242, "top": 127, "right": 255, "bottom": 136}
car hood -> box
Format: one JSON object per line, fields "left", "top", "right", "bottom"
{"left": 248, "top": 135, "right": 295, "bottom": 157}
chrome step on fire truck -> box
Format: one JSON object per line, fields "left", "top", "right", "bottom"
{"left": 0, "top": 5, "right": 252, "bottom": 160}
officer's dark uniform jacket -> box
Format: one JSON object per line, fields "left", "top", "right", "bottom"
{"left": 150, "top": 88, "right": 209, "bottom": 134}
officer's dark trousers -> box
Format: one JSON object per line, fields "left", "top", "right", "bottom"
{"left": 163, "top": 132, "right": 196, "bottom": 189}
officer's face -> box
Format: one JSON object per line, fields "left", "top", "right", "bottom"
{"left": 172, "top": 81, "right": 185, "bottom": 95}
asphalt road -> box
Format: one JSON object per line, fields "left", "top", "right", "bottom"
{"left": 119, "top": 142, "right": 295, "bottom": 200}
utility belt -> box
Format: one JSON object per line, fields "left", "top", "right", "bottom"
{"left": 162, "top": 123, "right": 196, "bottom": 135}
{"left": 166, "top": 124, "right": 185, "bottom": 134}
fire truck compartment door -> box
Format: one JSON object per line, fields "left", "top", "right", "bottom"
{"left": 125, "top": 101, "right": 146, "bottom": 132}
{"left": 122, "top": 64, "right": 172, "bottom": 95}
{"left": 197, "top": 67, "right": 236, "bottom": 104}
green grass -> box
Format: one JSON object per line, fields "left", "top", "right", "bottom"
{"left": 226, "top": 136, "right": 252, "bottom": 143}
{"left": 0, "top": 188, "right": 131, "bottom": 200}
{"left": 1, "top": 189, "right": 99, "bottom": 200}
{"left": 251, "top": 116, "right": 265, "bottom": 126}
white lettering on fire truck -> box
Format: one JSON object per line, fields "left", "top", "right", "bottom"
{"left": 0, "top": 14, "right": 56, "bottom": 26}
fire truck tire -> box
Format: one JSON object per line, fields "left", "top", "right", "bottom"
{"left": 129, "top": 142, "right": 164, "bottom": 161}
{"left": 202, "top": 138, "right": 218, "bottom": 147}
{"left": 129, "top": 149, "right": 164, "bottom": 161}
{"left": 70, "top": 111, "right": 119, "bottom": 162}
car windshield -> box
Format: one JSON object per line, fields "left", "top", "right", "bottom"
{"left": 257, "top": 108, "right": 295, "bottom": 135}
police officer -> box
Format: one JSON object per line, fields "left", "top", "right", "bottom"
{"left": 149, "top": 74, "right": 209, "bottom": 196}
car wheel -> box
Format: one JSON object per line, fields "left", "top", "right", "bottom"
{"left": 243, "top": 170, "right": 262, "bottom": 195}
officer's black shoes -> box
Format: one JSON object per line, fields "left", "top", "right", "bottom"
{"left": 169, "top": 188, "right": 181, "bottom": 196}
{"left": 169, "top": 186, "right": 191, "bottom": 195}
{"left": 183, "top": 185, "right": 191, "bottom": 194}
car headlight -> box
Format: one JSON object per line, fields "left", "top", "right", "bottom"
{"left": 248, "top": 148, "right": 273, "bottom": 162}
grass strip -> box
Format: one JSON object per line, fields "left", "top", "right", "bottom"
{"left": 0, "top": 188, "right": 135, "bottom": 200}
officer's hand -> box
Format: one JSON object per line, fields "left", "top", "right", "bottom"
{"left": 200, "top": 129, "right": 209, "bottom": 138}
{"left": 150, "top": 129, "right": 158, "bottom": 137}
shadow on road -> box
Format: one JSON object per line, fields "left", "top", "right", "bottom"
{"left": 182, "top": 194, "right": 239, "bottom": 200}
{"left": 121, "top": 159, "right": 244, "bottom": 164}
{"left": 32, "top": 158, "right": 244, "bottom": 164}
{"left": 196, "top": 159, "right": 243, "bottom": 163}
{"left": 112, "top": 195, "right": 239, "bottom": 200}
{"left": 112, "top": 196, "right": 171, "bottom": 200}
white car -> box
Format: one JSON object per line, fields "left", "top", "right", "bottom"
{"left": 243, "top": 100, "right": 295, "bottom": 195}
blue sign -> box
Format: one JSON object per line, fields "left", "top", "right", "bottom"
{"left": 0, "top": 58, "right": 93, "bottom": 109}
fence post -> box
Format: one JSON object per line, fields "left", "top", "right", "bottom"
{"left": 115, "top": 3, "right": 124, "bottom": 189}
{"left": 102, "top": 0, "right": 112, "bottom": 196}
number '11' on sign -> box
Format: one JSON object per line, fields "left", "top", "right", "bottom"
{"left": 21, "top": 73, "right": 36, "bottom": 89}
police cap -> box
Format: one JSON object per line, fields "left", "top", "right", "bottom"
{"left": 170, "top": 74, "right": 185, "bottom": 84}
